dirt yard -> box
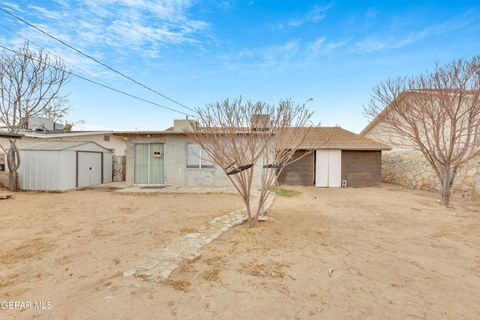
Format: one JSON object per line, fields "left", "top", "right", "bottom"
{"left": 1, "top": 185, "right": 480, "bottom": 319}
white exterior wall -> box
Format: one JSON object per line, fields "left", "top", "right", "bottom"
{"left": 60, "top": 151, "right": 77, "bottom": 190}
{"left": 19, "top": 150, "right": 67, "bottom": 191}
{"left": 103, "top": 152, "right": 113, "bottom": 184}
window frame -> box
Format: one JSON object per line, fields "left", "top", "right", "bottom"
{"left": 186, "top": 143, "right": 214, "bottom": 169}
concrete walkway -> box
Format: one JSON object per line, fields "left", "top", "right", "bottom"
{"left": 124, "top": 194, "right": 274, "bottom": 282}
{"left": 116, "top": 185, "right": 239, "bottom": 194}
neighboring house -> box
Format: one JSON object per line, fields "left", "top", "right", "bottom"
{"left": 0, "top": 130, "right": 127, "bottom": 185}
{"left": 361, "top": 93, "right": 480, "bottom": 199}
{"left": 117, "top": 119, "right": 390, "bottom": 188}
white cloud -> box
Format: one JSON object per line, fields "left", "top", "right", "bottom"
{"left": 27, "top": 5, "right": 62, "bottom": 19}
{"left": 0, "top": 0, "right": 210, "bottom": 81}
{"left": 353, "top": 12, "right": 476, "bottom": 54}
{"left": 286, "top": 3, "right": 333, "bottom": 28}
{"left": 222, "top": 37, "right": 345, "bottom": 75}
{"left": 3, "top": 1, "right": 209, "bottom": 59}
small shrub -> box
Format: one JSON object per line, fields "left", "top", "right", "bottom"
{"left": 270, "top": 187, "right": 300, "bottom": 197}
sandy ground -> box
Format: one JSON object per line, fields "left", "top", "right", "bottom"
{"left": 1, "top": 185, "right": 480, "bottom": 319}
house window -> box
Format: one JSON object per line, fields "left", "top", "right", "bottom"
{"left": 104, "top": 135, "right": 110, "bottom": 142}
{"left": 186, "top": 144, "right": 214, "bottom": 168}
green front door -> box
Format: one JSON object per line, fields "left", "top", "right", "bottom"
{"left": 134, "top": 144, "right": 164, "bottom": 184}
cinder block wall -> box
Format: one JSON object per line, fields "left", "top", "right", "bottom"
{"left": 278, "top": 150, "right": 314, "bottom": 186}
{"left": 341, "top": 151, "right": 381, "bottom": 187}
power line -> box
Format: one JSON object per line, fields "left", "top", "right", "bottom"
{"left": 0, "top": 44, "right": 195, "bottom": 117}
{"left": 0, "top": 6, "right": 196, "bottom": 113}
{"left": 0, "top": 22, "right": 114, "bottom": 89}
{"left": 0, "top": 25, "right": 194, "bottom": 117}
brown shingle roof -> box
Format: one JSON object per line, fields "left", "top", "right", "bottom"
{"left": 295, "top": 127, "right": 391, "bottom": 150}
{"left": 115, "top": 126, "right": 390, "bottom": 150}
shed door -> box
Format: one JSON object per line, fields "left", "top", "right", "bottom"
{"left": 315, "top": 150, "right": 341, "bottom": 187}
{"left": 77, "top": 152, "right": 102, "bottom": 187}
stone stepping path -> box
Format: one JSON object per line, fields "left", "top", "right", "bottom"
{"left": 124, "top": 195, "right": 274, "bottom": 282}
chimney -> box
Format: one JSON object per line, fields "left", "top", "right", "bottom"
{"left": 251, "top": 114, "right": 271, "bottom": 131}
{"left": 173, "top": 119, "right": 198, "bottom": 132}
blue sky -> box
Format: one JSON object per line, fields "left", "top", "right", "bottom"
{"left": 1, "top": 0, "right": 480, "bottom": 132}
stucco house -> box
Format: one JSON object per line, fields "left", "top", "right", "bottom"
{"left": 361, "top": 92, "right": 480, "bottom": 199}
{"left": 117, "top": 119, "right": 390, "bottom": 189}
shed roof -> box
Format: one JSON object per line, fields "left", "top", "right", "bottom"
{"left": 295, "top": 127, "right": 391, "bottom": 150}
{"left": 20, "top": 141, "right": 110, "bottom": 151}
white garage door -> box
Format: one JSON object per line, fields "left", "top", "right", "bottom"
{"left": 315, "top": 150, "right": 341, "bottom": 187}
{"left": 78, "top": 152, "right": 102, "bottom": 188}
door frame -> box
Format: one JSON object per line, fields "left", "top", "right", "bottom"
{"left": 76, "top": 151, "right": 104, "bottom": 188}
{"left": 314, "top": 149, "right": 342, "bottom": 188}
{"left": 133, "top": 143, "right": 165, "bottom": 185}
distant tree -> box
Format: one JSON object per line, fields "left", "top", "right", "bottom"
{"left": 64, "top": 120, "right": 85, "bottom": 132}
{"left": 186, "top": 98, "right": 314, "bottom": 227}
{"left": 0, "top": 43, "right": 70, "bottom": 191}
{"left": 364, "top": 57, "right": 480, "bottom": 205}
{"left": 41, "top": 96, "right": 72, "bottom": 125}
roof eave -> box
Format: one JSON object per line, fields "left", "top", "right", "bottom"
{"left": 0, "top": 132, "right": 24, "bottom": 139}
{"left": 297, "top": 145, "right": 392, "bottom": 151}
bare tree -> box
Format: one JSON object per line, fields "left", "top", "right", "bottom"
{"left": 0, "top": 43, "right": 71, "bottom": 191}
{"left": 364, "top": 57, "right": 480, "bottom": 205}
{"left": 186, "top": 98, "right": 314, "bottom": 227}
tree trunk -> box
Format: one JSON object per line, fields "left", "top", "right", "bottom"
{"left": 8, "top": 171, "right": 18, "bottom": 192}
{"left": 6, "top": 139, "right": 20, "bottom": 192}
{"left": 245, "top": 200, "right": 256, "bottom": 227}
{"left": 440, "top": 166, "right": 455, "bottom": 205}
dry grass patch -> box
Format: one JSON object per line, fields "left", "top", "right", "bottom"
{"left": 201, "top": 269, "right": 221, "bottom": 282}
{"left": 179, "top": 226, "right": 199, "bottom": 234}
{"left": 167, "top": 279, "right": 191, "bottom": 292}
{"left": 239, "top": 260, "right": 287, "bottom": 279}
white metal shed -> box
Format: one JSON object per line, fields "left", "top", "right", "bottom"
{"left": 18, "top": 141, "right": 112, "bottom": 191}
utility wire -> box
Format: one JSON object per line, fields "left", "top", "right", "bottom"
{"left": 0, "top": 22, "right": 114, "bottom": 89}
{"left": 0, "top": 6, "right": 196, "bottom": 113}
{"left": 0, "top": 23, "right": 194, "bottom": 117}
{"left": 0, "top": 44, "right": 195, "bottom": 117}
